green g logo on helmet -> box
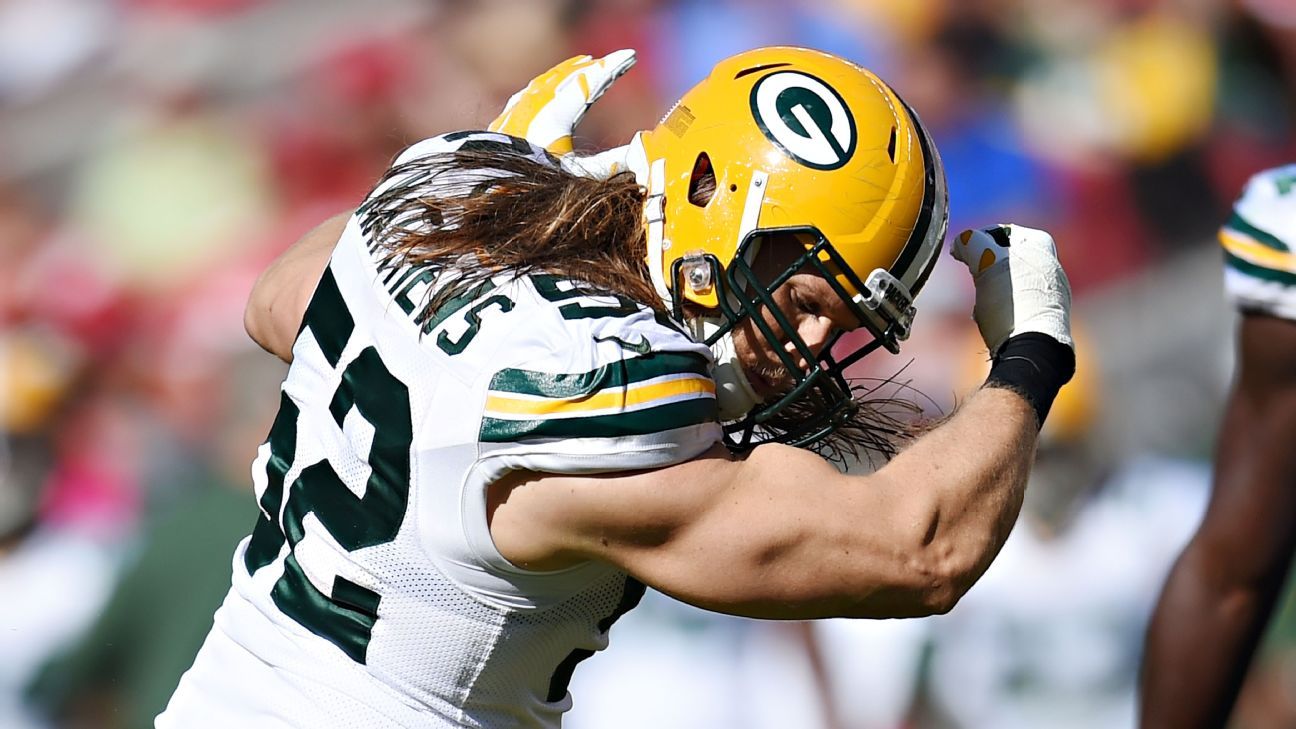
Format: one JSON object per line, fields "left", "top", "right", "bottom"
{"left": 750, "top": 71, "right": 857, "bottom": 170}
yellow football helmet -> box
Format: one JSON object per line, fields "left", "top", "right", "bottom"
{"left": 624, "top": 47, "right": 948, "bottom": 449}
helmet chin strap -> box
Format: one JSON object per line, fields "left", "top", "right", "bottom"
{"left": 687, "top": 315, "right": 763, "bottom": 421}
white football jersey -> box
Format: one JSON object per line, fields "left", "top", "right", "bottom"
{"left": 159, "top": 132, "right": 723, "bottom": 728}
{"left": 1220, "top": 164, "right": 1296, "bottom": 319}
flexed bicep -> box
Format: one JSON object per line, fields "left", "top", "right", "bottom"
{"left": 486, "top": 443, "right": 938, "bottom": 620}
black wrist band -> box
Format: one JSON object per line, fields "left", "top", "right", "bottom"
{"left": 984, "top": 332, "right": 1076, "bottom": 430}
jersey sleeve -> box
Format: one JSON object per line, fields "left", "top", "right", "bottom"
{"left": 475, "top": 310, "right": 723, "bottom": 475}
{"left": 456, "top": 291, "right": 724, "bottom": 591}
{"left": 1220, "top": 164, "right": 1296, "bottom": 319}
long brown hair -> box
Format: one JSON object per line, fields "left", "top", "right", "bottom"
{"left": 358, "top": 144, "right": 926, "bottom": 463}
{"left": 358, "top": 147, "right": 658, "bottom": 313}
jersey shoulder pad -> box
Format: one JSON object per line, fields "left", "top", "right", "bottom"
{"left": 1221, "top": 164, "right": 1296, "bottom": 318}
{"left": 478, "top": 281, "right": 721, "bottom": 475}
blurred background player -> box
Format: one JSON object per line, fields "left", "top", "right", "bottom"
{"left": 1141, "top": 163, "right": 1296, "bottom": 729}
{"left": 0, "top": 331, "right": 120, "bottom": 729}
{"left": 27, "top": 347, "right": 283, "bottom": 729}
{"left": 563, "top": 590, "right": 837, "bottom": 729}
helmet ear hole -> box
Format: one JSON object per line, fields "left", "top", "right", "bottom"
{"left": 688, "top": 152, "right": 717, "bottom": 207}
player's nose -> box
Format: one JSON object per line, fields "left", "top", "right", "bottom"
{"left": 786, "top": 316, "right": 835, "bottom": 370}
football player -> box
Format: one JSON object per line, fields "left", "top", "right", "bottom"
{"left": 158, "top": 48, "right": 1074, "bottom": 727}
{"left": 1141, "top": 164, "right": 1296, "bottom": 729}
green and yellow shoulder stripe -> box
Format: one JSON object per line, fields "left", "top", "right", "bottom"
{"left": 1220, "top": 210, "right": 1296, "bottom": 287}
{"left": 1220, "top": 164, "right": 1296, "bottom": 287}
{"left": 480, "top": 350, "right": 718, "bottom": 443}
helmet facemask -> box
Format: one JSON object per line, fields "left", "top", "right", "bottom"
{"left": 671, "top": 226, "right": 925, "bottom": 453}
{"left": 668, "top": 102, "right": 945, "bottom": 455}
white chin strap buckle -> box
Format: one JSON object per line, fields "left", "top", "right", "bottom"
{"left": 689, "top": 316, "right": 761, "bottom": 422}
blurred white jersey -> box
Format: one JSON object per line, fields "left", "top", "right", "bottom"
{"left": 564, "top": 590, "right": 832, "bottom": 729}
{"left": 1220, "top": 164, "right": 1296, "bottom": 318}
{"left": 159, "top": 132, "right": 722, "bottom": 728}
{"left": 1, "top": 528, "right": 118, "bottom": 729}
{"left": 923, "top": 457, "right": 1208, "bottom": 729}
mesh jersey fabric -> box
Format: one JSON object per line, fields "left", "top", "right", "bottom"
{"left": 158, "top": 132, "right": 723, "bottom": 728}
{"left": 1220, "top": 164, "right": 1296, "bottom": 319}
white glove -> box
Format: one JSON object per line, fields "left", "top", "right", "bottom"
{"left": 950, "top": 224, "right": 1074, "bottom": 355}
{"left": 488, "top": 49, "right": 637, "bottom": 161}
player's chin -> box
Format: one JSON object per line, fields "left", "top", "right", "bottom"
{"left": 745, "top": 365, "right": 793, "bottom": 401}
{"left": 732, "top": 330, "right": 794, "bottom": 399}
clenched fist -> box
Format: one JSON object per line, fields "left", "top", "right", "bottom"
{"left": 950, "top": 224, "right": 1073, "bottom": 355}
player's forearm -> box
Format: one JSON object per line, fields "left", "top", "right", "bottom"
{"left": 872, "top": 385, "right": 1037, "bottom": 613}
{"left": 582, "top": 421, "right": 1029, "bottom": 620}
{"left": 1140, "top": 536, "right": 1285, "bottom": 729}
{"left": 1141, "top": 335, "right": 1296, "bottom": 729}
{"left": 772, "top": 416, "right": 1033, "bottom": 619}
{"left": 1145, "top": 514, "right": 1296, "bottom": 725}
{"left": 877, "top": 224, "right": 1072, "bottom": 613}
